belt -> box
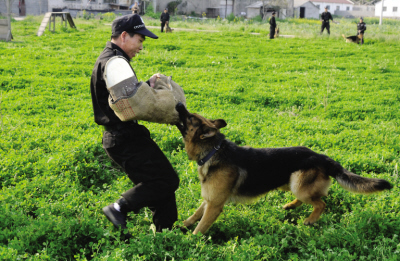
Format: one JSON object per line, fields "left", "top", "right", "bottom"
{"left": 103, "top": 120, "right": 138, "bottom": 131}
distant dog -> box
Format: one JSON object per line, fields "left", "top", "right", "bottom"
{"left": 165, "top": 21, "right": 174, "bottom": 33}
{"left": 342, "top": 34, "right": 363, "bottom": 44}
{"left": 274, "top": 27, "right": 279, "bottom": 38}
{"left": 175, "top": 103, "right": 392, "bottom": 235}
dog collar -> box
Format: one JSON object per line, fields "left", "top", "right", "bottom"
{"left": 197, "top": 139, "right": 224, "bottom": 166}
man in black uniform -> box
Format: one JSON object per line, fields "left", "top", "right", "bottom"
{"left": 90, "top": 14, "right": 180, "bottom": 236}
{"left": 357, "top": 17, "right": 366, "bottom": 45}
{"left": 320, "top": 7, "right": 334, "bottom": 35}
{"left": 160, "top": 8, "right": 170, "bottom": 33}
{"left": 269, "top": 12, "right": 277, "bottom": 39}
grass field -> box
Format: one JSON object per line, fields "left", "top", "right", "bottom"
{"left": 0, "top": 15, "right": 400, "bottom": 260}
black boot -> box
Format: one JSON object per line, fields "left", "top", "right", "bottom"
{"left": 102, "top": 197, "right": 129, "bottom": 229}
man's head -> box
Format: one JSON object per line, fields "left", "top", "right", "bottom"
{"left": 325, "top": 6, "right": 328, "bottom": 12}
{"left": 111, "top": 14, "right": 158, "bottom": 59}
{"left": 360, "top": 17, "right": 363, "bottom": 23}
{"left": 164, "top": 8, "right": 168, "bottom": 13}
{"left": 272, "top": 11, "right": 276, "bottom": 16}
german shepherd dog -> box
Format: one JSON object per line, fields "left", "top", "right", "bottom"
{"left": 165, "top": 21, "right": 174, "bottom": 33}
{"left": 342, "top": 34, "right": 363, "bottom": 44}
{"left": 274, "top": 27, "right": 279, "bottom": 38}
{"left": 175, "top": 103, "right": 392, "bottom": 235}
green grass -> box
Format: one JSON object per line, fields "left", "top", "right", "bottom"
{"left": 0, "top": 15, "right": 399, "bottom": 260}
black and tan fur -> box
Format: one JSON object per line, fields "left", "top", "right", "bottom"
{"left": 165, "top": 21, "right": 174, "bottom": 33}
{"left": 274, "top": 27, "right": 279, "bottom": 38}
{"left": 342, "top": 34, "right": 363, "bottom": 44}
{"left": 175, "top": 103, "right": 392, "bottom": 235}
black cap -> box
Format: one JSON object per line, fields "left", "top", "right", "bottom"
{"left": 325, "top": 6, "right": 328, "bottom": 9}
{"left": 112, "top": 14, "right": 158, "bottom": 39}
{"left": 272, "top": 11, "right": 276, "bottom": 15}
{"left": 360, "top": 17, "right": 363, "bottom": 20}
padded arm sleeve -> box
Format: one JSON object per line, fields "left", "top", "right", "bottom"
{"left": 106, "top": 72, "right": 186, "bottom": 125}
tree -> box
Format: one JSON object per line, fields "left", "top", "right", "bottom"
{"left": 2, "top": 0, "right": 15, "bottom": 41}
{"left": 261, "top": 0, "right": 288, "bottom": 20}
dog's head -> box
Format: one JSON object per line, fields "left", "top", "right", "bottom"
{"left": 175, "top": 103, "right": 227, "bottom": 159}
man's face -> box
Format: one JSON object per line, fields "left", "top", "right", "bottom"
{"left": 120, "top": 32, "right": 145, "bottom": 59}
{"left": 325, "top": 8, "right": 328, "bottom": 12}
{"left": 164, "top": 10, "right": 167, "bottom": 13}
{"left": 360, "top": 19, "right": 363, "bottom": 23}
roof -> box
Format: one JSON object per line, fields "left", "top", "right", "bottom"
{"left": 309, "top": 0, "right": 354, "bottom": 4}
{"left": 246, "top": 1, "right": 263, "bottom": 8}
{"left": 294, "top": 0, "right": 318, "bottom": 8}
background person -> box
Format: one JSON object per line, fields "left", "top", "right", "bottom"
{"left": 320, "top": 7, "right": 334, "bottom": 35}
{"left": 357, "top": 17, "right": 366, "bottom": 45}
{"left": 269, "top": 12, "right": 277, "bottom": 39}
{"left": 160, "top": 8, "right": 170, "bottom": 33}
{"left": 90, "top": 14, "right": 180, "bottom": 237}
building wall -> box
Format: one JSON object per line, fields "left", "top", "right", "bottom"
{"left": 311, "top": 1, "right": 353, "bottom": 14}
{"left": 294, "top": 2, "right": 319, "bottom": 19}
{"left": 335, "top": 5, "right": 374, "bottom": 18}
{"left": 48, "top": 0, "right": 113, "bottom": 12}
{"left": 27, "top": 0, "right": 48, "bottom": 15}
{"left": 0, "top": 1, "right": 19, "bottom": 16}
{"left": 246, "top": 7, "right": 260, "bottom": 18}
{"left": 174, "top": 0, "right": 224, "bottom": 16}
{"left": 174, "top": 0, "right": 281, "bottom": 17}
{"left": 287, "top": 0, "right": 294, "bottom": 17}
{"left": 375, "top": 0, "right": 400, "bottom": 18}
{"left": 0, "top": 0, "right": 48, "bottom": 16}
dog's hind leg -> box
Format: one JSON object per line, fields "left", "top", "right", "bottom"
{"left": 283, "top": 199, "right": 303, "bottom": 210}
{"left": 193, "top": 201, "right": 224, "bottom": 235}
{"left": 304, "top": 198, "right": 326, "bottom": 225}
{"left": 289, "top": 169, "right": 331, "bottom": 225}
{"left": 183, "top": 201, "right": 206, "bottom": 228}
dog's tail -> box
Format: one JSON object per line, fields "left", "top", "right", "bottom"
{"left": 342, "top": 34, "right": 347, "bottom": 40}
{"left": 325, "top": 158, "right": 392, "bottom": 194}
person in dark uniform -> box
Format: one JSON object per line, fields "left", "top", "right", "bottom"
{"left": 357, "top": 17, "right": 366, "bottom": 45}
{"left": 160, "top": 8, "right": 170, "bottom": 33}
{"left": 269, "top": 12, "right": 277, "bottom": 39}
{"left": 90, "top": 14, "right": 180, "bottom": 237}
{"left": 320, "top": 7, "right": 334, "bottom": 35}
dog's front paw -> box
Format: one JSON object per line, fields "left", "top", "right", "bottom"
{"left": 303, "top": 218, "right": 317, "bottom": 226}
{"left": 175, "top": 102, "right": 185, "bottom": 112}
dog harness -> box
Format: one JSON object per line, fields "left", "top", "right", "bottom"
{"left": 197, "top": 139, "right": 224, "bottom": 166}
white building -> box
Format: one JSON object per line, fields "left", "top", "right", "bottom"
{"left": 294, "top": 0, "right": 320, "bottom": 19}
{"left": 48, "top": 0, "right": 132, "bottom": 12}
{"left": 335, "top": 5, "right": 375, "bottom": 18}
{"left": 375, "top": 0, "right": 400, "bottom": 18}
{"left": 246, "top": 1, "right": 263, "bottom": 18}
{"left": 309, "top": 0, "right": 354, "bottom": 14}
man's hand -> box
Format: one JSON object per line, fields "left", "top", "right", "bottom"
{"left": 149, "top": 73, "right": 161, "bottom": 88}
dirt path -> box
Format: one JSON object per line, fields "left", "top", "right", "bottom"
{"left": 105, "top": 24, "right": 294, "bottom": 37}
{"left": 143, "top": 25, "right": 221, "bottom": 33}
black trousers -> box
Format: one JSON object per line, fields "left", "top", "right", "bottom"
{"left": 161, "top": 21, "right": 166, "bottom": 32}
{"left": 321, "top": 22, "right": 330, "bottom": 34}
{"left": 102, "top": 124, "right": 180, "bottom": 232}
{"left": 270, "top": 26, "right": 276, "bottom": 39}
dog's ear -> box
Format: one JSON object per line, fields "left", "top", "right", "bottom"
{"left": 211, "top": 119, "right": 227, "bottom": 129}
{"left": 200, "top": 125, "right": 217, "bottom": 139}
